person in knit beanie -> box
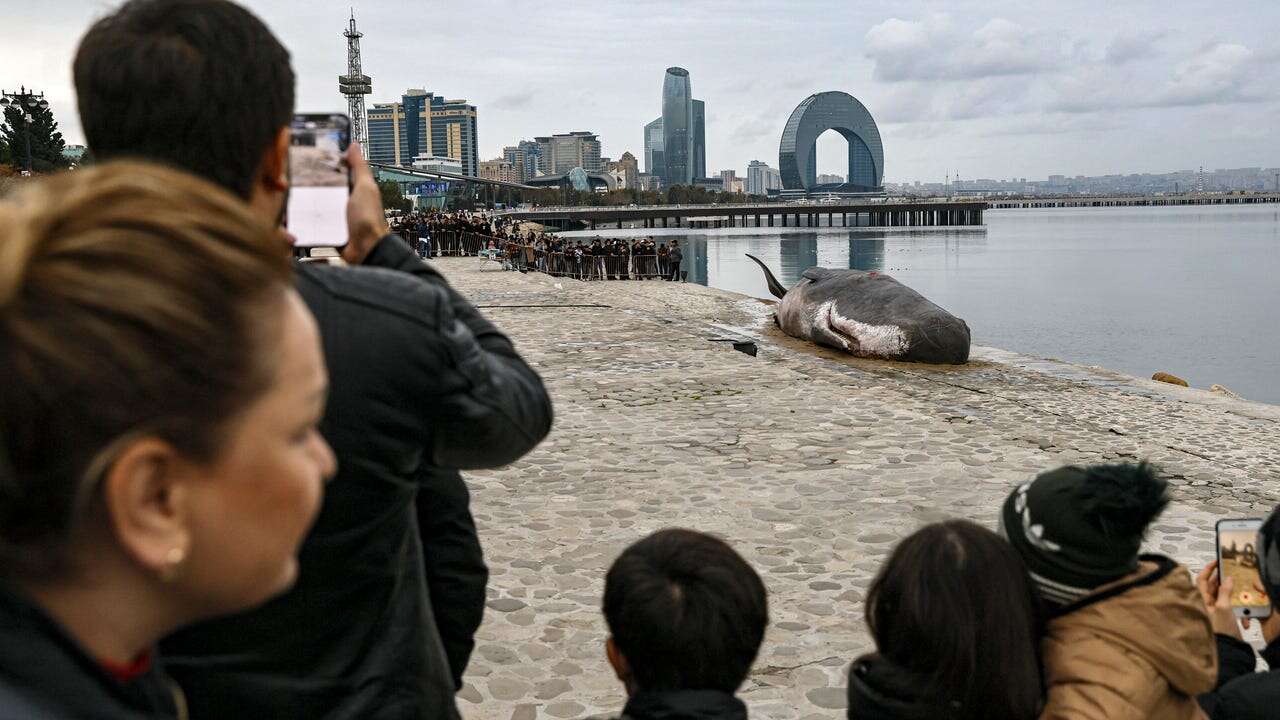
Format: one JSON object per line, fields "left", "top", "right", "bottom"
{"left": 1001, "top": 463, "right": 1216, "bottom": 720}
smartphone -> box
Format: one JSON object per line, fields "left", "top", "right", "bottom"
{"left": 1217, "top": 518, "right": 1271, "bottom": 618}
{"left": 286, "top": 113, "right": 351, "bottom": 249}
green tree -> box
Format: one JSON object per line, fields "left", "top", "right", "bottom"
{"left": 377, "top": 179, "right": 412, "bottom": 212}
{"left": 1, "top": 98, "right": 67, "bottom": 173}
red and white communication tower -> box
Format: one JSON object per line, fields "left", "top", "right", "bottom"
{"left": 338, "top": 10, "right": 372, "bottom": 153}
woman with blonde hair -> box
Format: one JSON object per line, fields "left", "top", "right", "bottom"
{"left": 0, "top": 162, "right": 335, "bottom": 717}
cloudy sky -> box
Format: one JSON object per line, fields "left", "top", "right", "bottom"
{"left": 6, "top": 0, "right": 1278, "bottom": 182}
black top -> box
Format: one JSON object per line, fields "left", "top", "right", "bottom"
{"left": 847, "top": 654, "right": 959, "bottom": 720}
{"left": 161, "top": 236, "right": 552, "bottom": 719}
{"left": 0, "top": 583, "right": 182, "bottom": 719}
{"left": 1199, "top": 633, "right": 1280, "bottom": 719}
{"left": 617, "top": 689, "right": 747, "bottom": 720}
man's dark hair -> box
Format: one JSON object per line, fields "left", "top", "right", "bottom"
{"left": 74, "top": 0, "right": 295, "bottom": 199}
{"left": 603, "top": 528, "right": 768, "bottom": 693}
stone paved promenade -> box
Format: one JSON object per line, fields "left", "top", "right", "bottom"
{"left": 438, "top": 258, "right": 1280, "bottom": 720}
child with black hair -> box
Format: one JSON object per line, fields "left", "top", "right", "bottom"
{"left": 600, "top": 528, "right": 768, "bottom": 720}
{"left": 1000, "top": 463, "right": 1216, "bottom": 720}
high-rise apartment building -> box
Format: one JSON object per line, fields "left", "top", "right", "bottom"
{"left": 661, "top": 67, "right": 693, "bottom": 187}
{"left": 817, "top": 173, "right": 845, "bottom": 185}
{"left": 692, "top": 99, "right": 706, "bottom": 180}
{"left": 747, "top": 160, "right": 783, "bottom": 195}
{"left": 720, "top": 169, "right": 744, "bottom": 193}
{"left": 644, "top": 117, "right": 664, "bottom": 177}
{"left": 502, "top": 140, "right": 543, "bottom": 181}
{"left": 366, "top": 88, "right": 478, "bottom": 175}
{"left": 535, "top": 132, "right": 602, "bottom": 175}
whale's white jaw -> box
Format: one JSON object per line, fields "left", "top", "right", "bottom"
{"left": 813, "top": 300, "right": 909, "bottom": 358}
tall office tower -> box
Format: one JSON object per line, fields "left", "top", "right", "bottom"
{"left": 535, "top": 132, "right": 602, "bottom": 175}
{"left": 366, "top": 89, "right": 478, "bottom": 175}
{"left": 692, "top": 99, "right": 706, "bottom": 180}
{"left": 430, "top": 94, "right": 479, "bottom": 177}
{"left": 661, "top": 67, "right": 693, "bottom": 187}
{"left": 338, "top": 12, "right": 372, "bottom": 151}
{"left": 644, "top": 117, "right": 664, "bottom": 178}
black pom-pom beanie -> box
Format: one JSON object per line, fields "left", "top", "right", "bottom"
{"left": 1001, "top": 463, "right": 1169, "bottom": 607}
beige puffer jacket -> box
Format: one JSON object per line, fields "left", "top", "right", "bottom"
{"left": 1040, "top": 556, "right": 1216, "bottom": 720}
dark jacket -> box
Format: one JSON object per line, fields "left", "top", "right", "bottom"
{"left": 610, "top": 689, "right": 747, "bottom": 720}
{"left": 380, "top": 237, "right": 493, "bottom": 689}
{"left": 847, "top": 654, "right": 953, "bottom": 720}
{"left": 161, "top": 236, "right": 552, "bottom": 720}
{"left": 416, "top": 466, "right": 487, "bottom": 690}
{"left": 0, "top": 583, "right": 183, "bottom": 719}
{"left": 1199, "top": 634, "right": 1280, "bottom": 719}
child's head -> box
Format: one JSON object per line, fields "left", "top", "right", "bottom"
{"left": 861, "top": 520, "right": 1044, "bottom": 720}
{"left": 603, "top": 528, "right": 767, "bottom": 695}
{"left": 1001, "top": 462, "right": 1169, "bottom": 607}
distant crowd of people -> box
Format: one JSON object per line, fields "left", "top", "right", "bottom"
{"left": 389, "top": 210, "right": 687, "bottom": 282}
{"left": 507, "top": 236, "right": 685, "bottom": 281}
{"left": 6, "top": 3, "right": 1280, "bottom": 720}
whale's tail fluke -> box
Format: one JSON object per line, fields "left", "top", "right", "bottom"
{"left": 745, "top": 253, "right": 787, "bottom": 299}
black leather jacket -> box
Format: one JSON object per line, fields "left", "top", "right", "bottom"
{"left": 161, "top": 236, "right": 552, "bottom": 719}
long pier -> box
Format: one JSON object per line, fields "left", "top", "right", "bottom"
{"left": 990, "top": 192, "right": 1280, "bottom": 209}
{"left": 500, "top": 199, "right": 987, "bottom": 230}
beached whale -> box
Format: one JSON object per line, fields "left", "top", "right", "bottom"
{"left": 746, "top": 254, "right": 971, "bottom": 364}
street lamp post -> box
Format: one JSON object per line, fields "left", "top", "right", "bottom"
{"left": 0, "top": 86, "right": 51, "bottom": 175}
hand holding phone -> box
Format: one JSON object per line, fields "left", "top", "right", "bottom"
{"left": 1217, "top": 518, "right": 1272, "bottom": 619}
{"left": 287, "top": 114, "right": 351, "bottom": 249}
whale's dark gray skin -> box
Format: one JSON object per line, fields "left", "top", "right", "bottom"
{"left": 746, "top": 254, "right": 971, "bottom": 364}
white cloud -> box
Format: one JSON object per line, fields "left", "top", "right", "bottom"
{"left": 864, "top": 15, "right": 1063, "bottom": 82}
{"left": 1104, "top": 30, "right": 1165, "bottom": 64}
{"left": 1151, "top": 42, "right": 1260, "bottom": 107}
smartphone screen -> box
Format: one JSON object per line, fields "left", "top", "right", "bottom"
{"left": 1217, "top": 519, "right": 1271, "bottom": 617}
{"left": 287, "top": 114, "right": 351, "bottom": 249}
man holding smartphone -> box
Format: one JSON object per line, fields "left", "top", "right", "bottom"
{"left": 1197, "top": 509, "right": 1280, "bottom": 719}
{"left": 73, "top": 2, "right": 552, "bottom": 718}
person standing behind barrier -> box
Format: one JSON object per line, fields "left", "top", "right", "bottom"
{"left": 0, "top": 162, "right": 334, "bottom": 717}
{"left": 600, "top": 529, "right": 768, "bottom": 720}
{"left": 1001, "top": 463, "right": 1215, "bottom": 720}
{"left": 847, "top": 520, "right": 1044, "bottom": 720}
{"left": 416, "top": 215, "right": 431, "bottom": 258}
{"left": 74, "top": 2, "right": 552, "bottom": 718}
{"left": 668, "top": 240, "right": 684, "bottom": 282}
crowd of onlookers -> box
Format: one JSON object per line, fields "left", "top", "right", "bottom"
{"left": 5, "top": 2, "right": 1280, "bottom": 720}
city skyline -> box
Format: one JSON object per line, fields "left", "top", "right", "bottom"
{"left": 6, "top": 1, "right": 1280, "bottom": 183}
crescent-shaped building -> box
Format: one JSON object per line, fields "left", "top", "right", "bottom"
{"left": 779, "top": 91, "right": 884, "bottom": 193}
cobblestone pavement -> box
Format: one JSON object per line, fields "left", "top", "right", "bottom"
{"left": 436, "top": 258, "right": 1280, "bottom": 720}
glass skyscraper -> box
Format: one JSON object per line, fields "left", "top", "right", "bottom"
{"left": 778, "top": 91, "right": 883, "bottom": 192}
{"left": 692, "top": 99, "right": 706, "bottom": 181}
{"left": 644, "top": 117, "right": 664, "bottom": 179}
{"left": 661, "top": 67, "right": 693, "bottom": 187}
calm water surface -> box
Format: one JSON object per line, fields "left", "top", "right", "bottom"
{"left": 562, "top": 204, "right": 1280, "bottom": 404}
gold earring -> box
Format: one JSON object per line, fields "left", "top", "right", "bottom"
{"left": 160, "top": 546, "right": 187, "bottom": 583}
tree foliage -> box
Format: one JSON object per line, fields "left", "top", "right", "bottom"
{"left": 378, "top": 179, "right": 413, "bottom": 212}
{"left": 1, "top": 99, "right": 68, "bottom": 173}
